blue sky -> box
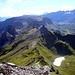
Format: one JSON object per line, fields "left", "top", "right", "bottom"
{"left": 0, "top": 0, "right": 75, "bottom": 17}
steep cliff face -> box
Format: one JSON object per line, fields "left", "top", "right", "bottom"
{"left": 54, "top": 40, "right": 74, "bottom": 55}
{"left": 55, "top": 33, "right": 75, "bottom": 50}
{"left": 0, "top": 31, "right": 14, "bottom": 47}
{"left": 5, "top": 25, "right": 17, "bottom": 36}
{"left": 39, "top": 25, "right": 56, "bottom": 48}
{"left": 0, "top": 25, "right": 17, "bottom": 48}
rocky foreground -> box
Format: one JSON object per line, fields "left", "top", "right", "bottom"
{"left": 0, "top": 62, "right": 57, "bottom": 75}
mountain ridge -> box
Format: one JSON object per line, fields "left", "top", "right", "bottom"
{"left": 43, "top": 9, "right": 75, "bottom": 23}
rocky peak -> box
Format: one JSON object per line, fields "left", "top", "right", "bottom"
{"left": 39, "top": 25, "right": 49, "bottom": 34}
{"left": 0, "top": 31, "right": 14, "bottom": 47}
{"left": 5, "top": 25, "right": 17, "bottom": 36}
{"left": 39, "top": 26, "right": 56, "bottom": 48}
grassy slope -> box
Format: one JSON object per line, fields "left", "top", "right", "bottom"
{"left": 0, "top": 39, "right": 56, "bottom": 66}
{"left": 51, "top": 55, "right": 75, "bottom": 75}
{"left": 59, "top": 55, "right": 75, "bottom": 75}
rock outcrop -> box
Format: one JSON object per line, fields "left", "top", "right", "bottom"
{"left": 0, "top": 62, "right": 53, "bottom": 75}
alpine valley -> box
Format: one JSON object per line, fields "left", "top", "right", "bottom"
{"left": 0, "top": 10, "right": 75, "bottom": 75}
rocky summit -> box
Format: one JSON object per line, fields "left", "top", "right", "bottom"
{"left": 0, "top": 62, "right": 55, "bottom": 75}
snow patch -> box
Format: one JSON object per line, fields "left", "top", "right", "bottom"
{"left": 53, "top": 57, "right": 65, "bottom": 66}
{"left": 7, "top": 62, "right": 16, "bottom": 66}
{"left": 64, "top": 11, "right": 71, "bottom": 14}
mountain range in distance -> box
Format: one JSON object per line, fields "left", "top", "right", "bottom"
{"left": 43, "top": 9, "right": 75, "bottom": 23}
{"left": 0, "top": 9, "right": 75, "bottom": 75}
{"left": 1, "top": 9, "right": 75, "bottom": 23}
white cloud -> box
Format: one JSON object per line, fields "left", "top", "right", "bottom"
{"left": 50, "top": 5, "right": 75, "bottom": 11}
{"left": 0, "top": 0, "right": 32, "bottom": 17}
{"left": 60, "top": 5, "right": 75, "bottom": 10}
{"left": 0, "top": 0, "right": 75, "bottom": 17}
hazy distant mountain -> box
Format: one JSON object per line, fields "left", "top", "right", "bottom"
{"left": 43, "top": 9, "right": 75, "bottom": 23}
{"left": 0, "top": 17, "right": 9, "bottom": 21}
{"left": 0, "top": 15, "right": 52, "bottom": 33}
{"left": 42, "top": 10, "right": 75, "bottom": 36}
